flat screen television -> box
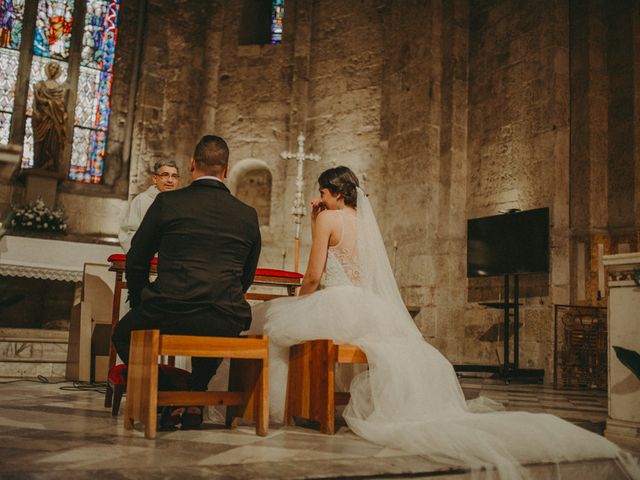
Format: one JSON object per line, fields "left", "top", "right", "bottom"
{"left": 467, "top": 207, "right": 549, "bottom": 277}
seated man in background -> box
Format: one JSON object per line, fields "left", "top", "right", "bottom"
{"left": 112, "top": 135, "right": 261, "bottom": 430}
{"left": 119, "top": 160, "right": 180, "bottom": 252}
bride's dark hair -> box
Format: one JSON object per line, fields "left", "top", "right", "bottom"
{"left": 318, "top": 166, "right": 360, "bottom": 208}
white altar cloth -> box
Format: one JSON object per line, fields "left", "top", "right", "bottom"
{"left": 0, "top": 235, "right": 121, "bottom": 282}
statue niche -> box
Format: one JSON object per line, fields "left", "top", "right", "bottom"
{"left": 32, "top": 61, "right": 69, "bottom": 172}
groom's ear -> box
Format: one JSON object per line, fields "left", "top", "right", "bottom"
{"left": 189, "top": 157, "right": 195, "bottom": 172}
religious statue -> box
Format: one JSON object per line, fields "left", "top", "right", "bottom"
{"left": 32, "top": 61, "right": 69, "bottom": 171}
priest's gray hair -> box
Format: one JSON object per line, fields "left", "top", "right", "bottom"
{"left": 152, "top": 159, "right": 179, "bottom": 174}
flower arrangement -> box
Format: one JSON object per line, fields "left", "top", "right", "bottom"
{"left": 10, "top": 199, "right": 67, "bottom": 234}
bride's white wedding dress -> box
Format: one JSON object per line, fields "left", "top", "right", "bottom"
{"left": 250, "top": 188, "right": 639, "bottom": 479}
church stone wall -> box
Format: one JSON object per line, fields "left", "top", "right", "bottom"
{"left": 607, "top": 1, "right": 636, "bottom": 231}
{"left": 302, "top": 0, "right": 385, "bottom": 248}
{"left": 204, "top": 0, "right": 296, "bottom": 269}
{"left": 464, "top": 0, "right": 570, "bottom": 374}
{"left": 199, "top": 0, "right": 387, "bottom": 270}
{"left": 377, "top": 0, "right": 470, "bottom": 364}
{"left": 305, "top": 0, "right": 385, "bottom": 187}
{"left": 128, "top": 0, "right": 211, "bottom": 197}
{"left": 569, "top": 0, "right": 640, "bottom": 309}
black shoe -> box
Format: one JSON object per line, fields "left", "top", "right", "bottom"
{"left": 159, "top": 406, "right": 185, "bottom": 430}
{"left": 180, "top": 406, "right": 204, "bottom": 430}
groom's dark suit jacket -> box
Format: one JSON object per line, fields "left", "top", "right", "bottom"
{"left": 126, "top": 178, "right": 261, "bottom": 331}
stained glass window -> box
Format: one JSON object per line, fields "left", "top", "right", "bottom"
{"left": 19, "top": 0, "right": 119, "bottom": 183}
{"left": 70, "top": 0, "right": 119, "bottom": 183}
{"left": 0, "top": 0, "right": 25, "bottom": 144}
{"left": 0, "top": 48, "right": 20, "bottom": 144}
{"left": 81, "top": 0, "right": 118, "bottom": 70}
{"left": 33, "top": 0, "right": 74, "bottom": 60}
{"left": 0, "top": 0, "right": 25, "bottom": 49}
{"left": 271, "top": 0, "right": 284, "bottom": 44}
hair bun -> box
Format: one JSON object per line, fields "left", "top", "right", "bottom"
{"left": 317, "top": 166, "right": 360, "bottom": 208}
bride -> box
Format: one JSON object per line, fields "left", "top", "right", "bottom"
{"left": 250, "top": 166, "right": 639, "bottom": 479}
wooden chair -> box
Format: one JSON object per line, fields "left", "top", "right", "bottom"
{"left": 124, "top": 329, "right": 269, "bottom": 439}
{"left": 284, "top": 339, "right": 367, "bottom": 434}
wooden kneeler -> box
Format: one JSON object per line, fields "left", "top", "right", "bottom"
{"left": 124, "top": 329, "right": 269, "bottom": 439}
{"left": 284, "top": 339, "right": 367, "bottom": 434}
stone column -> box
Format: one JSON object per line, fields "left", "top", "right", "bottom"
{"left": 603, "top": 252, "right": 640, "bottom": 452}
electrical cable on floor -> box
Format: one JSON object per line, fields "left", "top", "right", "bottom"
{"left": 0, "top": 375, "right": 107, "bottom": 393}
{"left": 0, "top": 375, "right": 61, "bottom": 384}
{"left": 60, "top": 381, "right": 107, "bottom": 394}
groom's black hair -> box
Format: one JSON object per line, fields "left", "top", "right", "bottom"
{"left": 318, "top": 166, "right": 359, "bottom": 208}
{"left": 194, "top": 135, "right": 229, "bottom": 176}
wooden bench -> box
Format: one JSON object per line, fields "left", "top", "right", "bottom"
{"left": 104, "top": 253, "right": 302, "bottom": 415}
{"left": 124, "top": 329, "right": 269, "bottom": 439}
{"left": 284, "top": 339, "right": 367, "bottom": 434}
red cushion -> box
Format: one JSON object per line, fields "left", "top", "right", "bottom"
{"left": 108, "top": 364, "right": 127, "bottom": 384}
{"left": 108, "top": 364, "right": 190, "bottom": 390}
{"left": 107, "top": 255, "right": 301, "bottom": 279}
{"left": 108, "top": 254, "right": 157, "bottom": 265}
{"left": 255, "top": 268, "right": 303, "bottom": 279}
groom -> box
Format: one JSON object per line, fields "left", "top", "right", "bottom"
{"left": 112, "top": 135, "right": 261, "bottom": 403}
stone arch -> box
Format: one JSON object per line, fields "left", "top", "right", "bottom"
{"left": 228, "top": 158, "right": 273, "bottom": 226}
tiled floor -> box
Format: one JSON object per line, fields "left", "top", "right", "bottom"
{"left": 0, "top": 376, "right": 629, "bottom": 479}
{"left": 459, "top": 376, "right": 608, "bottom": 434}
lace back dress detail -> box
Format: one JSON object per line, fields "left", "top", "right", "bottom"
{"left": 324, "top": 210, "right": 360, "bottom": 287}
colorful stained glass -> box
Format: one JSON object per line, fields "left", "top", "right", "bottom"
{"left": 271, "top": 0, "right": 284, "bottom": 44}
{"left": 0, "top": 47, "right": 19, "bottom": 111}
{"left": 81, "top": 0, "right": 119, "bottom": 71}
{"left": 0, "top": 0, "right": 25, "bottom": 50}
{"left": 69, "top": 126, "right": 105, "bottom": 182}
{"left": 69, "top": 126, "right": 89, "bottom": 177}
{"left": 75, "top": 65, "right": 100, "bottom": 128}
{"left": 0, "top": 111, "right": 11, "bottom": 144}
{"left": 0, "top": 0, "right": 24, "bottom": 148}
{"left": 69, "top": 0, "right": 119, "bottom": 183}
{"left": 33, "top": 0, "right": 75, "bottom": 60}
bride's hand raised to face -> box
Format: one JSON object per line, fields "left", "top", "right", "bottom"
{"left": 310, "top": 198, "right": 325, "bottom": 222}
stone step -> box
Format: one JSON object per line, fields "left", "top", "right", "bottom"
{"left": 0, "top": 341, "right": 68, "bottom": 362}
{"left": 0, "top": 328, "right": 69, "bottom": 378}
{"left": 0, "top": 361, "right": 66, "bottom": 378}
{"left": 0, "top": 327, "right": 69, "bottom": 343}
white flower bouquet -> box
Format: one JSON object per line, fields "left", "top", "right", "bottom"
{"left": 10, "top": 199, "right": 67, "bottom": 234}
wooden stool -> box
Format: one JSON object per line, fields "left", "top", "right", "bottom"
{"left": 124, "top": 330, "right": 269, "bottom": 439}
{"left": 285, "top": 339, "right": 367, "bottom": 434}
{"left": 107, "top": 363, "right": 189, "bottom": 416}
{"left": 105, "top": 254, "right": 302, "bottom": 413}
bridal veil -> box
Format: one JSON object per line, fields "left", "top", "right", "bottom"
{"left": 252, "top": 187, "right": 640, "bottom": 479}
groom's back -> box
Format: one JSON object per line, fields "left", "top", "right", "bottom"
{"left": 136, "top": 178, "right": 261, "bottom": 330}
